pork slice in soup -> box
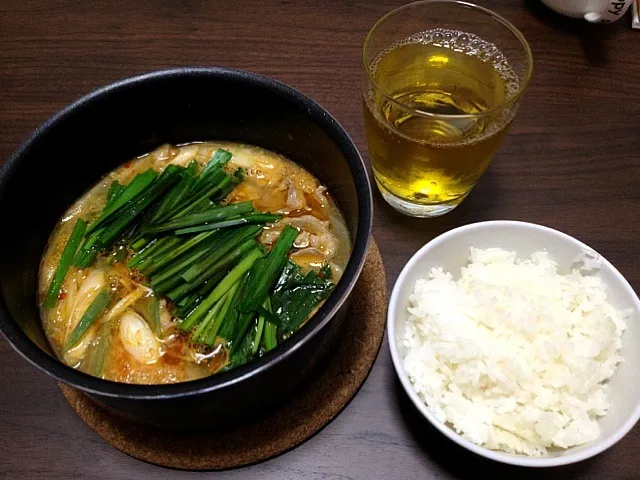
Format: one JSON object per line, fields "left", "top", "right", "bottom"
{"left": 38, "top": 142, "right": 351, "bottom": 384}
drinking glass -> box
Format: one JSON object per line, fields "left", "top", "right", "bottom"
{"left": 362, "top": 1, "right": 533, "bottom": 217}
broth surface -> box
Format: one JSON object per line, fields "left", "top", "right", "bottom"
{"left": 39, "top": 142, "right": 350, "bottom": 384}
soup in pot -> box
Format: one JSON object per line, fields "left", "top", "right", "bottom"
{"left": 38, "top": 142, "right": 351, "bottom": 384}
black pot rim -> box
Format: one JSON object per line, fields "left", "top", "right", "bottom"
{"left": 0, "top": 67, "right": 373, "bottom": 400}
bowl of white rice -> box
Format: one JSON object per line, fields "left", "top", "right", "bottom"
{"left": 388, "top": 220, "right": 640, "bottom": 467}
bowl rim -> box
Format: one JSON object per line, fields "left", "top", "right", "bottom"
{"left": 387, "top": 219, "right": 640, "bottom": 467}
{"left": 0, "top": 66, "right": 373, "bottom": 400}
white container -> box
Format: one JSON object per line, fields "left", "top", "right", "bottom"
{"left": 388, "top": 220, "right": 640, "bottom": 467}
{"left": 541, "top": 0, "right": 634, "bottom": 23}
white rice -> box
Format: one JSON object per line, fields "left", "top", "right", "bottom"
{"left": 403, "top": 247, "right": 629, "bottom": 456}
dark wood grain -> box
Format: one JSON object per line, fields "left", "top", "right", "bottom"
{"left": 1, "top": 1, "right": 639, "bottom": 478}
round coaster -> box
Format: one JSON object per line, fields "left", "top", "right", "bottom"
{"left": 59, "top": 238, "right": 386, "bottom": 470}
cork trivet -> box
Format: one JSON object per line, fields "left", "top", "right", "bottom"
{"left": 59, "top": 239, "right": 386, "bottom": 470}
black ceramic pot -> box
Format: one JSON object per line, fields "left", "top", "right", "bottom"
{"left": 0, "top": 68, "right": 373, "bottom": 430}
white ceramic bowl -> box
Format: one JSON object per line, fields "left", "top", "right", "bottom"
{"left": 388, "top": 220, "right": 640, "bottom": 467}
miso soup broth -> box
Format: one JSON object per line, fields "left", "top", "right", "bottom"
{"left": 38, "top": 142, "right": 351, "bottom": 384}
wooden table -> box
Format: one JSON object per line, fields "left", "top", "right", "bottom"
{"left": 1, "top": 1, "right": 639, "bottom": 478}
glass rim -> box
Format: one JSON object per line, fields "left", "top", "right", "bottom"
{"left": 362, "top": 0, "right": 534, "bottom": 120}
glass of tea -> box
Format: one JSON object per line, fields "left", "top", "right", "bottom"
{"left": 363, "top": 1, "right": 533, "bottom": 217}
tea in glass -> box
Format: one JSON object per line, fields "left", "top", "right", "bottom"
{"left": 363, "top": 1, "right": 533, "bottom": 217}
